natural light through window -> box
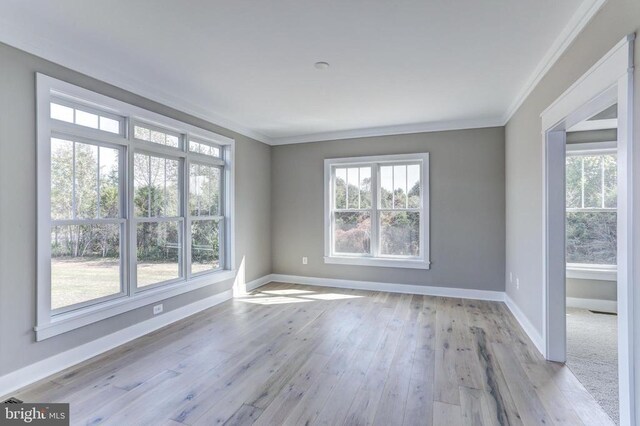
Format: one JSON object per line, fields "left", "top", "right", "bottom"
{"left": 566, "top": 147, "right": 617, "bottom": 268}
{"left": 37, "top": 75, "right": 234, "bottom": 339}
{"left": 324, "top": 153, "right": 429, "bottom": 269}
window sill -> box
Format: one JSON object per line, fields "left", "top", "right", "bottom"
{"left": 324, "top": 256, "right": 430, "bottom": 270}
{"left": 34, "top": 269, "right": 236, "bottom": 341}
{"left": 566, "top": 264, "right": 616, "bottom": 281}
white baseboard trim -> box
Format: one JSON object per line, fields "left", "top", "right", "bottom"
{"left": 504, "top": 294, "right": 545, "bottom": 356}
{"left": 245, "top": 275, "right": 273, "bottom": 292}
{"left": 567, "top": 297, "right": 618, "bottom": 314}
{"left": 0, "top": 289, "right": 232, "bottom": 399}
{"left": 269, "top": 274, "right": 505, "bottom": 301}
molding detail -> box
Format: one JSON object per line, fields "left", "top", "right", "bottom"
{"left": 269, "top": 118, "right": 503, "bottom": 145}
{"left": 504, "top": 294, "right": 545, "bottom": 356}
{"left": 0, "top": 289, "right": 232, "bottom": 399}
{"left": 245, "top": 275, "right": 273, "bottom": 292}
{"left": 269, "top": 274, "right": 505, "bottom": 301}
{"left": 0, "top": 0, "right": 607, "bottom": 146}
{"left": 502, "top": 0, "right": 608, "bottom": 123}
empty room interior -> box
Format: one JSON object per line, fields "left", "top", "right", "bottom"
{"left": 1, "top": 1, "right": 639, "bottom": 425}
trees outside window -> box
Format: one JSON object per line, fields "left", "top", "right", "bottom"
{"left": 565, "top": 151, "right": 617, "bottom": 266}
{"left": 325, "top": 153, "right": 429, "bottom": 269}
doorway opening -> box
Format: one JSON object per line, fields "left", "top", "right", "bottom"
{"left": 564, "top": 106, "right": 619, "bottom": 422}
{"left": 541, "top": 35, "right": 634, "bottom": 425}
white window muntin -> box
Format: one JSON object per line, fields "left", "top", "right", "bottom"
{"left": 131, "top": 147, "right": 186, "bottom": 292}
{"left": 189, "top": 136, "right": 222, "bottom": 159}
{"left": 565, "top": 142, "right": 617, "bottom": 274}
{"left": 131, "top": 120, "right": 184, "bottom": 151}
{"left": 50, "top": 96, "right": 126, "bottom": 137}
{"left": 37, "top": 74, "right": 236, "bottom": 340}
{"left": 324, "top": 153, "right": 429, "bottom": 269}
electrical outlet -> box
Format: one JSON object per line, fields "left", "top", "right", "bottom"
{"left": 509, "top": 272, "right": 513, "bottom": 283}
{"left": 153, "top": 304, "right": 163, "bottom": 315}
{"left": 516, "top": 278, "right": 520, "bottom": 290}
{"left": 302, "top": 257, "right": 308, "bottom": 265}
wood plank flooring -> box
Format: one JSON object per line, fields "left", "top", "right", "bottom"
{"left": 7, "top": 283, "right": 614, "bottom": 425}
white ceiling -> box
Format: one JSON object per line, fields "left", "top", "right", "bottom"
{"left": 0, "top": 0, "right": 604, "bottom": 144}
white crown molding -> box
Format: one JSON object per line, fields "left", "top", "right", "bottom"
{"left": 502, "top": 0, "right": 608, "bottom": 125}
{"left": 0, "top": 289, "right": 232, "bottom": 400}
{"left": 0, "top": 17, "right": 273, "bottom": 145}
{"left": 0, "top": 0, "right": 606, "bottom": 145}
{"left": 269, "top": 117, "right": 504, "bottom": 145}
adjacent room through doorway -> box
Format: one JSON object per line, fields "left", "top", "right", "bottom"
{"left": 565, "top": 105, "right": 619, "bottom": 423}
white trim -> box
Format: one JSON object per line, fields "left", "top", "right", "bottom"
{"left": 35, "top": 270, "right": 236, "bottom": 341}
{"left": 270, "top": 118, "right": 502, "bottom": 145}
{"left": 540, "top": 37, "right": 632, "bottom": 130}
{"left": 567, "top": 118, "right": 618, "bottom": 132}
{"left": 539, "top": 34, "right": 635, "bottom": 426}
{"left": 0, "top": 0, "right": 605, "bottom": 146}
{"left": 269, "top": 274, "right": 504, "bottom": 301}
{"left": 502, "top": 0, "right": 608, "bottom": 123}
{"left": 504, "top": 293, "right": 545, "bottom": 356}
{"left": 324, "top": 153, "right": 430, "bottom": 270}
{"left": 567, "top": 297, "right": 618, "bottom": 314}
{"left": 245, "top": 275, "right": 273, "bottom": 292}
{"left": 323, "top": 256, "right": 430, "bottom": 270}
{"left": 0, "top": 18, "right": 272, "bottom": 144}
{"left": 36, "top": 74, "right": 237, "bottom": 340}
{"left": 566, "top": 264, "right": 617, "bottom": 281}
{"left": 566, "top": 141, "right": 617, "bottom": 152}
{"left": 0, "top": 289, "right": 232, "bottom": 400}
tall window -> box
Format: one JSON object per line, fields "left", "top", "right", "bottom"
{"left": 565, "top": 146, "right": 617, "bottom": 268}
{"left": 37, "top": 75, "right": 234, "bottom": 340}
{"left": 324, "top": 153, "right": 430, "bottom": 269}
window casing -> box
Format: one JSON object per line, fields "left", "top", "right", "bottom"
{"left": 36, "top": 74, "right": 235, "bottom": 340}
{"left": 324, "top": 153, "right": 430, "bottom": 269}
{"left": 565, "top": 142, "right": 617, "bottom": 281}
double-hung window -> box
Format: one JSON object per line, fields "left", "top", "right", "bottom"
{"left": 36, "top": 74, "right": 235, "bottom": 340}
{"left": 565, "top": 142, "right": 617, "bottom": 280}
{"left": 324, "top": 153, "right": 430, "bottom": 269}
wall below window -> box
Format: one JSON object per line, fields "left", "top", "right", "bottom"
{"left": 271, "top": 128, "right": 506, "bottom": 291}
{"left": 567, "top": 278, "right": 617, "bottom": 301}
{"left": 0, "top": 42, "right": 271, "bottom": 376}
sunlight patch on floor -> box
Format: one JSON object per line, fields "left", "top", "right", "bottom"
{"left": 236, "top": 288, "right": 363, "bottom": 305}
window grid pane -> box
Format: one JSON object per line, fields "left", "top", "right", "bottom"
{"left": 191, "top": 219, "right": 222, "bottom": 274}
{"left": 134, "top": 124, "right": 180, "bottom": 149}
{"left": 50, "top": 102, "right": 122, "bottom": 135}
{"left": 51, "top": 223, "right": 122, "bottom": 310}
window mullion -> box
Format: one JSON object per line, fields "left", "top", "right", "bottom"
{"left": 601, "top": 156, "right": 605, "bottom": 209}
{"left": 371, "top": 164, "right": 379, "bottom": 257}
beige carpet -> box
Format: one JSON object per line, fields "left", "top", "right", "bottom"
{"left": 566, "top": 307, "right": 618, "bottom": 424}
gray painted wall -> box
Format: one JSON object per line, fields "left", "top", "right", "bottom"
{"left": 271, "top": 128, "right": 506, "bottom": 291}
{"left": 567, "top": 278, "right": 617, "bottom": 301}
{"left": 0, "top": 42, "right": 271, "bottom": 375}
{"left": 505, "top": 0, "right": 640, "bottom": 334}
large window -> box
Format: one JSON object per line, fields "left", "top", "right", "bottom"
{"left": 565, "top": 144, "right": 617, "bottom": 279}
{"left": 324, "top": 153, "right": 429, "bottom": 269}
{"left": 37, "top": 75, "right": 234, "bottom": 340}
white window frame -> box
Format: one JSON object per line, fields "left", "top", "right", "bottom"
{"left": 324, "top": 153, "right": 430, "bottom": 269}
{"left": 36, "top": 74, "right": 235, "bottom": 340}
{"left": 565, "top": 141, "right": 617, "bottom": 281}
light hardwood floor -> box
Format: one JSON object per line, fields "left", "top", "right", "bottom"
{"left": 9, "top": 283, "right": 614, "bottom": 425}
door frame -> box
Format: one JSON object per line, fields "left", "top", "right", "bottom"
{"left": 541, "top": 34, "right": 635, "bottom": 424}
